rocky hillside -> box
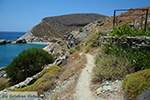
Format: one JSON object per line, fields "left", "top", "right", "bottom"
{"left": 1, "top": 6, "right": 150, "bottom": 100}
{"left": 13, "top": 13, "right": 106, "bottom": 43}
{"left": 29, "top": 14, "right": 106, "bottom": 39}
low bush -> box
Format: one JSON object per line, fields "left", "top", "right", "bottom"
{"left": 50, "top": 39, "right": 58, "bottom": 43}
{"left": 122, "top": 69, "right": 150, "bottom": 100}
{"left": 109, "top": 24, "right": 150, "bottom": 37}
{"left": 92, "top": 52, "right": 134, "bottom": 82}
{"left": 79, "top": 27, "right": 83, "bottom": 32}
{"left": 68, "top": 44, "right": 80, "bottom": 54}
{"left": 12, "top": 65, "right": 61, "bottom": 95}
{"left": 85, "top": 30, "right": 105, "bottom": 52}
{"left": 103, "top": 43, "right": 150, "bottom": 71}
{"left": 5, "top": 48, "right": 54, "bottom": 83}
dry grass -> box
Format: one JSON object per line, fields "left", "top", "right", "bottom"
{"left": 92, "top": 51, "right": 134, "bottom": 82}
{"left": 49, "top": 82, "right": 77, "bottom": 100}
{"left": 84, "top": 29, "right": 105, "bottom": 53}
{"left": 46, "top": 51, "right": 87, "bottom": 100}
{"left": 59, "top": 52, "right": 87, "bottom": 82}
{"left": 0, "top": 78, "right": 10, "bottom": 85}
{"left": 12, "top": 65, "right": 61, "bottom": 96}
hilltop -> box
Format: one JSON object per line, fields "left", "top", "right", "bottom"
{"left": 29, "top": 13, "right": 106, "bottom": 39}
{"left": 12, "top": 13, "right": 106, "bottom": 43}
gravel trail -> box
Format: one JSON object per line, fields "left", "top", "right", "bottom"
{"left": 74, "top": 54, "right": 95, "bottom": 100}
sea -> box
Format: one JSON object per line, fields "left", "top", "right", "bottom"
{"left": 0, "top": 31, "right": 47, "bottom": 67}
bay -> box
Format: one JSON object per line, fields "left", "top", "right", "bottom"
{"left": 0, "top": 32, "right": 47, "bottom": 67}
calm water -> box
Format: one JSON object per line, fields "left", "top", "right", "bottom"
{"left": 0, "top": 32, "right": 47, "bottom": 67}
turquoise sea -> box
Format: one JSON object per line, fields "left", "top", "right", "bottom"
{"left": 0, "top": 32, "right": 47, "bottom": 67}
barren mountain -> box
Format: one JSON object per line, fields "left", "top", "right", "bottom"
{"left": 30, "top": 13, "right": 107, "bottom": 39}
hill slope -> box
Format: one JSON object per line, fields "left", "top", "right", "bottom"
{"left": 30, "top": 13, "right": 107, "bottom": 39}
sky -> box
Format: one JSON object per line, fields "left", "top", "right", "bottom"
{"left": 0, "top": 0, "right": 150, "bottom": 32}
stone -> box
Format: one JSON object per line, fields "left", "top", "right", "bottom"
{"left": 7, "top": 40, "right": 11, "bottom": 43}
{"left": 103, "top": 86, "right": 112, "bottom": 91}
{"left": 0, "top": 70, "right": 6, "bottom": 78}
{"left": 53, "top": 54, "right": 67, "bottom": 65}
{"left": 40, "top": 94, "right": 45, "bottom": 98}
{"left": 24, "top": 77, "right": 33, "bottom": 84}
{"left": 19, "top": 82, "right": 27, "bottom": 88}
{"left": 100, "top": 36, "right": 150, "bottom": 50}
{"left": 3, "top": 74, "right": 7, "bottom": 78}
{"left": 32, "top": 73, "right": 40, "bottom": 79}
{"left": 0, "top": 39, "right": 6, "bottom": 45}
{"left": 96, "top": 87, "right": 103, "bottom": 94}
{"left": 14, "top": 84, "right": 20, "bottom": 88}
{"left": 137, "top": 88, "right": 150, "bottom": 100}
{"left": 9, "top": 86, "right": 15, "bottom": 90}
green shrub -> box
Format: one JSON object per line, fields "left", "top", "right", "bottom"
{"left": 122, "top": 69, "right": 150, "bottom": 100}
{"left": 0, "top": 83, "right": 9, "bottom": 91}
{"left": 5, "top": 48, "right": 54, "bottom": 82}
{"left": 85, "top": 30, "right": 105, "bottom": 52}
{"left": 103, "top": 44, "right": 150, "bottom": 71}
{"left": 50, "top": 39, "right": 58, "bottom": 43}
{"left": 92, "top": 52, "right": 134, "bottom": 82}
{"left": 12, "top": 65, "right": 61, "bottom": 95}
{"left": 68, "top": 45, "right": 80, "bottom": 54}
{"left": 110, "top": 24, "right": 150, "bottom": 37}
{"left": 79, "top": 27, "right": 83, "bottom": 32}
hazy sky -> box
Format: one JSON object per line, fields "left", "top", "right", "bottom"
{"left": 0, "top": 0, "right": 150, "bottom": 32}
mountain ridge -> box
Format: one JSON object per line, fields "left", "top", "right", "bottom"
{"left": 29, "top": 13, "right": 107, "bottom": 40}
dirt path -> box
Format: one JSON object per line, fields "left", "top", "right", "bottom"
{"left": 74, "top": 54, "right": 95, "bottom": 100}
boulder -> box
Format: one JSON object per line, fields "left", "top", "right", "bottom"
{"left": 12, "top": 39, "right": 26, "bottom": 44}
{"left": 0, "top": 39, "right": 6, "bottom": 45}
{"left": 16, "top": 39, "right": 26, "bottom": 43}
{"left": 7, "top": 40, "right": 11, "bottom": 44}
{"left": 0, "top": 70, "right": 6, "bottom": 78}
{"left": 137, "top": 88, "right": 150, "bottom": 100}
{"left": 24, "top": 77, "right": 33, "bottom": 84}
{"left": 18, "top": 82, "right": 27, "bottom": 88}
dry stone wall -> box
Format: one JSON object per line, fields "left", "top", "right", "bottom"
{"left": 100, "top": 36, "right": 150, "bottom": 48}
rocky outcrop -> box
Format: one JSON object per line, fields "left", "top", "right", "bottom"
{"left": 6, "top": 40, "right": 11, "bottom": 44}
{"left": 63, "top": 22, "right": 99, "bottom": 48}
{"left": 12, "top": 32, "right": 46, "bottom": 44}
{"left": 43, "top": 43, "right": 62, "bottom": 55}
{"left": 137, "top": 88, "right": 150, "bottom": 100}
{"left": 14, "top": 14, "right": 106, "bottom": 44}
{"left": 0, "top": 39, "right": 11, "bottom": 44}
{"left": 94, "top": 79, "right": 124, "bottom": 100}
{"left": 0, "top": 39, "right": 6, "bottom": 45}
{"left": 12, "top": 38, "right": 26, "bottom": 44}
{"left": 0, "top": 67, "right": 6, "bottom": 78}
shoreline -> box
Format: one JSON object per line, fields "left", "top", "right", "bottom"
{"left": 27, "top": 42, "right": 52, "bottom": 45}
{"left": 0, "top": 41, "right": 51, "bottom": 68}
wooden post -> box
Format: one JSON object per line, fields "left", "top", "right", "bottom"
{"left": 144, "top": 9, "right": 148, "bottom": 31}
{"left": 141, "top": 14, "right": 143, "bottom": 30}
{"left": 113, "top": 10, "right": 116, "bottom": 29}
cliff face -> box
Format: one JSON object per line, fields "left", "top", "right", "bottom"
{"left": 30, "top": 13, "right": 107, "bottom": 39}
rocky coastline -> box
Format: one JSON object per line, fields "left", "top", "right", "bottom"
{"left": 0, "top": 8, "right": 149, "bottom": 99}
{"left": 0, "top": 39, "right": 11, "bottom": 45}
{"left": 11, "top": 31, "right": 48, "bottom": 44}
